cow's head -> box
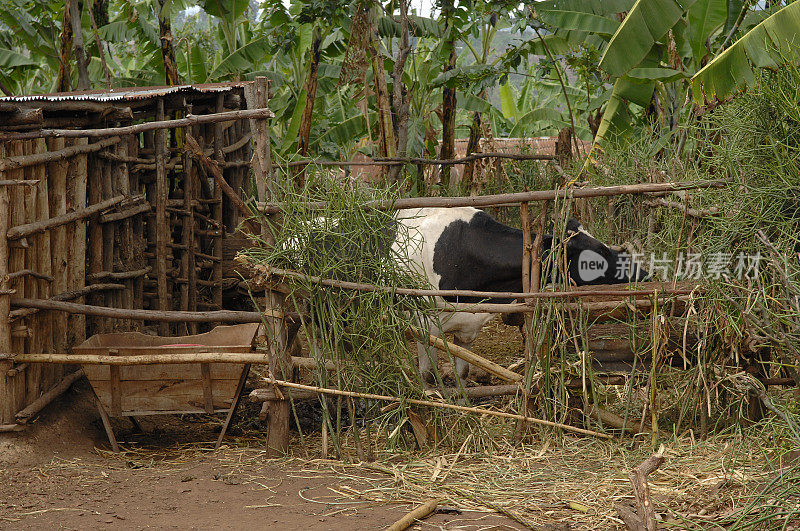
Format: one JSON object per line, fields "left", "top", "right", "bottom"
{"left": 563, "top": 219, "right": 649, "bottom": 285}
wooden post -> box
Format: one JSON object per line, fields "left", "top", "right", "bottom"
{"left": 87, "top": 144, "right": 104, "bottom": 334}
{"left": 48, "top": 137, "right": 69, "bottom": 352}
{"left": 178, "top": 101, "right": 194, "bottom": 336}
{"left": 155, "top": 98, "right": 170, "bottom": 335}
{"left": 69, "top": 137, "right": 87, "bottom": 343}
{"left": 114, "top": 132, "right": 134, "bottom": 326}
{"left": 245, "top": 77, "right": 289, "bottom": 454}
{"left": 0, "top": 142, "right": 13, "bottom": 424}
{"left": 33, "top": 138, "right": 53, "bottom": 397}
{"left": 188, "top": 119, "right": 199, "bottom": 334}
{"left": 100, "top": 143, "right": 116, "bottom": 326}
{"left": 19, "top": 146, "right": 37, "bottom": 400}
{"left": 211, "top": 95, "right": 224, "bottom": 316}
{"left": 128, "top": 134, "right": 144, "bottom": 325}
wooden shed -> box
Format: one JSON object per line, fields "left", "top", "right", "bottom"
{"left": 0, "top": 82, "right": 274, "bottom": 429}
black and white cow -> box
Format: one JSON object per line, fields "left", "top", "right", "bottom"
{"left": 393, "top": 207, "right": 648, "bottom": 381}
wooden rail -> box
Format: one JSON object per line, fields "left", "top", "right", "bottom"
{"left": 257, "top": 180, "right": 727, "bottom": 213}
{"left": 0, "top": 108, "right": 275, "bottom": 141}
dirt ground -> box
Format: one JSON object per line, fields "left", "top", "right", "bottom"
{"left": 0, "top": 321, "right": 531, "bottom": 531}
{"left": 0, "top": 379, "right": 530, "bottom": 530}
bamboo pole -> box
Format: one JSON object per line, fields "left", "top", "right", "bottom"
{"left": 0, "top": 108, "right": 275, "bottom": 141}
{"left": 258, "top": 181, "right": 726, "bottom": 213}
{"left": 260, "top": 377, "right": 611, "bottom": 439}
{"left": 6, "top": 194, "right": 128, "bottom": 240}
{"left": 0, "top": 136, "right": 121, "bottom": 172}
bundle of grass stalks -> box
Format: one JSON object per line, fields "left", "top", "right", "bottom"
{"left": 570, "top": 59, "right": 800, "bottom": 436}
{"left": 243, "top": 171, "right": 512, "bottom": 454}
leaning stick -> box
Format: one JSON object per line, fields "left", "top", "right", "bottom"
{"left": 406, "top": 329, "right": 522, "bottom": 383}
{"left": 7, "top": 194, "right": 129, "bottom": 240}
{"left": 0, "top": 136, "right": 121, "bottom": 171}
{"left": 261, "top": 377, "right": 612, "bottom": 439}
{"left": 385, "top": 499, "right": 443, "bottom": 531}
{"left": 15, "top": 369, "right": 84, "bottom": 422}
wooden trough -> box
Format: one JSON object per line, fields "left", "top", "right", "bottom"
{"left": 72, "top": 323, "right": 260, "bottom": 451}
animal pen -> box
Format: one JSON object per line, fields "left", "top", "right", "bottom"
{"left": 0, "top": 79, "right": 780, "bottom": 463}
{"left": 0, "top": 81, "right": 275, "bottom": 444}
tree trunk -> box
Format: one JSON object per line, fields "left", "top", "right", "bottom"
{"left": 387, "top": 0, "right": 412, "bottom": 187}
{"left": 56, "top": 1, "right": 74, "bottom": 92}
{"left": 69, "top": 0, "right": 91, "bottom": 90}
{"left": 296, "top": 30, "right": 321, "bottom": 187}
{"left": 440, "top": 0, "right": 457, "bottom": 191}
{"left": 157, "top": 0, "right": 180, "bottom": 86}
{"left": 462, "top": 89, "right": 486, "bottom": 194}
{"left": 87, "top": 0, "right": 112, "bottom": 89}
{"left": 367, "top": 3, "right": 397, "bottom": 174}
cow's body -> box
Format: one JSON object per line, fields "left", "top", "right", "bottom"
{"left": 393, "top": 207, "right": 646, "bottom": 381}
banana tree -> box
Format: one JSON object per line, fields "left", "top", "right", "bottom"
{"left": 530, "top": 0, "right": 786, "bottom": 148}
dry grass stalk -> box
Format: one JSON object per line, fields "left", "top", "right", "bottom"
{"left": 261, "top": 377, "right": 612, "bottom": 439}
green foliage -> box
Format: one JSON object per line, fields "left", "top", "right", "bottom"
{"left": 692, "top": 1, "right": 800, "bottom": 102}
{"left": 599, "top": 0, "right": 696, "bottom": 77}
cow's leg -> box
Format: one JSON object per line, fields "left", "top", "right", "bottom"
{"left": 417, "top": 328, "right": 441, "bottom": 384}
{"left": 453, "top": 334, "right": 478, "bottom": 382}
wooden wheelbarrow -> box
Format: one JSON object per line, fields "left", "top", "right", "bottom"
{"left": 72, "top": 323, "right": 261, "bottom": 451}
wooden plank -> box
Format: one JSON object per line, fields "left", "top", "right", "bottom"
{"left": 82, "top": 362, "right": 243, "bottom": 381}
{"left": 91, "top": 378, "right": 238, "bottom": 413}
{"left": 72, "top": 345, "right": 253, "bottom": 354}
{"left": 200, "top": 363, "right": 214, "bottom": 413}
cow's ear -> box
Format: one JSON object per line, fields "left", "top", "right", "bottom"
{"left": 565, "top": 218, "right": 583, "bottom": 234}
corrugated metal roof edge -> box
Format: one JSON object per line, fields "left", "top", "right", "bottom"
{"left": 0, "top": 82, "right": 249, "bottom": 103}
